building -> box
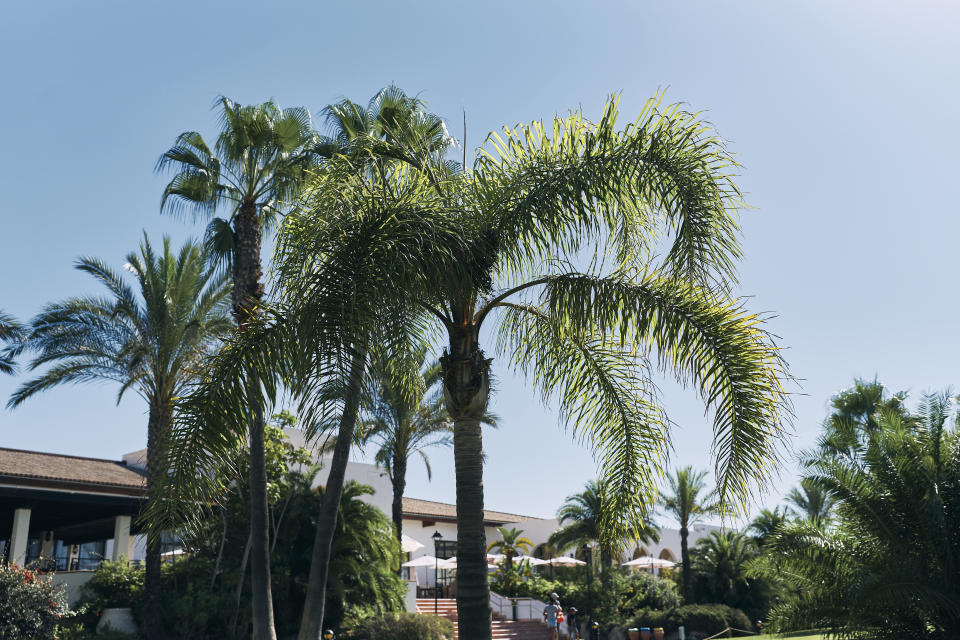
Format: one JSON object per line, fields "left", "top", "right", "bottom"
{"left": 1, "top": 440, "right": 725, "bottom": 601}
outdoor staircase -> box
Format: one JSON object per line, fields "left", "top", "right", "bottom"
{"left": 416, "top": 598, "right": 554, "bottom": 640}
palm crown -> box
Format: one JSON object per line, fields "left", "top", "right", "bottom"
{"left": 9, "top": 236, "right": 231, "bottom": 408}
{"left": 549, "top": 480, "right": 659, "bottom": 568}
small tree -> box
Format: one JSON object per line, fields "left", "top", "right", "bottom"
{"left": 660, "top": 467, "right": 720, "bottom": 603}
{"left": 0, "top": 564, "right": 71, "bottom": 639}
{"left": 487, "top": 527, "right": 534, "bottom": 569}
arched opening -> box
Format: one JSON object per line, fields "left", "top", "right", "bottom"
{"left": 533, "top": 543, "right": 548, "bottom": 559}
{"left": 658, "top": 548, "right": 676, "bottom": 562}
{"left": 633, "top": 546, "right": 649, "bottom": 559}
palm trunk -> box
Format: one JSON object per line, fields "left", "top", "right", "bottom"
{"left": 248, "top": 382, "right": 276, "bottom": 640}
{"left": 441, "top": 326, "right": 492, "bottom": 640}
{"left": 298, "top": 346, "right": 367, "bottom": 640}
{"left": 233, "top": 200, "right": 276, "bottom": 640}
{"left": 392, "top": 459, "right": 407, "bottom": 545}
{"left": 680, "top": 525, "right": 691, "bottom": 603}
{"left": 143, "top": 400, "right": 172, "bottom": 640}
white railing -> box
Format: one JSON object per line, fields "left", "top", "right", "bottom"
{"left": 489, "top": 592, "right": 571, "bottom": 638}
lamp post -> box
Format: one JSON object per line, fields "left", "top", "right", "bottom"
{"left": 432, "top": 530, "right": 443, "bottom": 615}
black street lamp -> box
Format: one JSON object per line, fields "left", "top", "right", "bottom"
{"left": 432, "top": 530, "right": 443, "bottom": 615}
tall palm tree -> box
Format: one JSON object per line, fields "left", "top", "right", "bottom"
{"left": 7, "top": 237, "right": 231, "bottom": 638}
{"left": 760, "top": 391, "right": 960, "bottom": 639}
{"left": 487, "top": 527, "right": 535, "bottom": 569}
{"left": 785, "top": 477, "right": 835, "bottom": 527}
{"left": 157, "top": 97, "right": 319, "bottom": 640}
{"left": 660, "top": 467, "right": 721, "bottom": 603}
{"left": 0, "top": 311, "right": 23, "bottom": 374}
{"left": 549, "top": 480, "right": 659, "bottom": 572}
{"left": 161, "top": 91, "right": 792, "bottom": 640}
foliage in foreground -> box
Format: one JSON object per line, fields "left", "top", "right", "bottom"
{"left": 758, "top": 390, "right": 960, "bottom": 639}
{"left": 0, "top": 564, "right": 71, "bottom": 640}
{"left": 343, "top": 612, "right": 455, "bottom": 640}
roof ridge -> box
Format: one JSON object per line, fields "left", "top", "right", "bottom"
{"left": 0, "top": 447, "right": 128, "bottom": 465}
{"left": 403, "top": 496, "right": 539, "bottom": 520}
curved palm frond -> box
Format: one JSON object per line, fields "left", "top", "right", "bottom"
{"left": 0, "top": 311, "right": 25, "bottom": 375}
{"left": 544, "top": 271, "right": 792, "bottom": 512}
{"left": 494, "top": 300, "right": 668, "bottom": 541}
{"left": 474, "top": 94, "right": 742, "bottom": 290}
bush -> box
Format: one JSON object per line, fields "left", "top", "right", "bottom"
{"left": 0, "top": 564, "right": 72, "bottom": 639}
{"left": 73, "top": 560, "right": 144, "bottom": 631}
{"left": 631, "top": 604, "right": 753, "bottom": 636}
{"left": 343, "top": 612, "right": 455, "bottom": 640}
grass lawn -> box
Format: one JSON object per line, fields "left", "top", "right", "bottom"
{"left": 748, "top": 635, "right": 824, "bottom": 640}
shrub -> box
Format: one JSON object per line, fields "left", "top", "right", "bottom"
{"left": 631, "top": 604, "right": 753, "bottom": 636}
{"left": 343, "top": 612, "right": 455, "bottom": 640}
{"left": 0, "top": 564, "right": 72, "bottom": 639}
{"left": 73, "top": 560, "right": 144, "bottom": 631}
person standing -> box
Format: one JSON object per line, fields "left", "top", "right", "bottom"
{"left": 543, "top": 593, "right": 562, "bottom": 640}
{"left": 567, "top": 606, "right": 579, "bottom": 639}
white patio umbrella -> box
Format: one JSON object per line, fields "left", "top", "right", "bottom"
{"left": 546, "top": 556, "right": 586, "bottom": 566}
{"left": 621, "top": 556, "right": 676, "bottom": 569}
{"left": 401, "top": 555, "right": 455, "bottom": 568}
{"left": 401, "top": 533, "right": 424, "bottom": 553}
{"left": 486, "top": 553, "right": 505, "bottom": 564}
{"left": 512, "top": 555, "right": 549, "bottom": 566}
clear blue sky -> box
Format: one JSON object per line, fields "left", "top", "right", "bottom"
{"left": 2, "top": 1, "right": 958, "bottom": 525}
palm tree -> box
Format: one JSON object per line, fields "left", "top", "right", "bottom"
{"left": 660, "top": 467, "right": 721, "bottom": 603}
{"left": 813, "top": 377, "right": 909, "bottom": 460}
{"left": 759, "top": 391, "right": 960, "bottom": 639}
{"left": 162, "top": 91, "right": 792, "bottom": 640}
{"left": 748, "top": 507, "right": 789, "bottom": 546}
{"left": 157, "top": 97, "right": 319, "bottom": 640}
{"left": 7, "top": 237, "right": 231, "bottom": 637}
{"left": 785, "top": 477, "right": 835, "bottom": 527}
{"left": 549, "top": 480, "right": 659, "bottom": 574}
{"left": 690, "top": 531, "right": 763, "bottom": 615}
{"left": 487, "top": 527, "right": 534, "bottom": 569}
{"left": 0, "top": 311, "right": 23, "bottom": 374}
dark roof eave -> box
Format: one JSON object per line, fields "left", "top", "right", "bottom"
{"left": 0, "top": 474, "right": 147, "bottom": 498}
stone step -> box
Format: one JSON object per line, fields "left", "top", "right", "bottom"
{"left": 415, "top": 599, "right": 555, "bottom": 640}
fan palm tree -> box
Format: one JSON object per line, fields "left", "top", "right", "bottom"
{"left": 549, "top": 480, "right": 659, "bottom": 573}
{"left": 0, "top": 311, "right": 23, "bottom": 374}
{"left": 158, "top": 90, "right": 792, "bottom": 640}
{"left": 157, "top": 96, "right": 319, "bottom": 640}
{"left": 660, "top": 467, "right": 721, "bottom": 603}
{"left": 690, "top": 530, "right": 764, "bottom": 614}
{"left": 487, "top": 527, "right": 535, "bottom": 569}
{"left": 760, "top": 391, "right": 960, "bottom": 639}
{"left": 785, "top": 477, "right": 835, "bottom": 527}
{"left": 7, "top": 237, "right": 231, "bottom": 638}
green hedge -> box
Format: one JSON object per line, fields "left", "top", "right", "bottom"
{"left": 631, "top": 604, "right": 753, "bottom": 635}
{"left": 343, "top": 613, "right": 455, "bottom": 640}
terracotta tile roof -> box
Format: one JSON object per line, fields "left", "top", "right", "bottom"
{"left": 402, "top": 497, "right": 540, "bottom": 524}
{"left": 0, "top": 447, "right": 146, "bottom": 492}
